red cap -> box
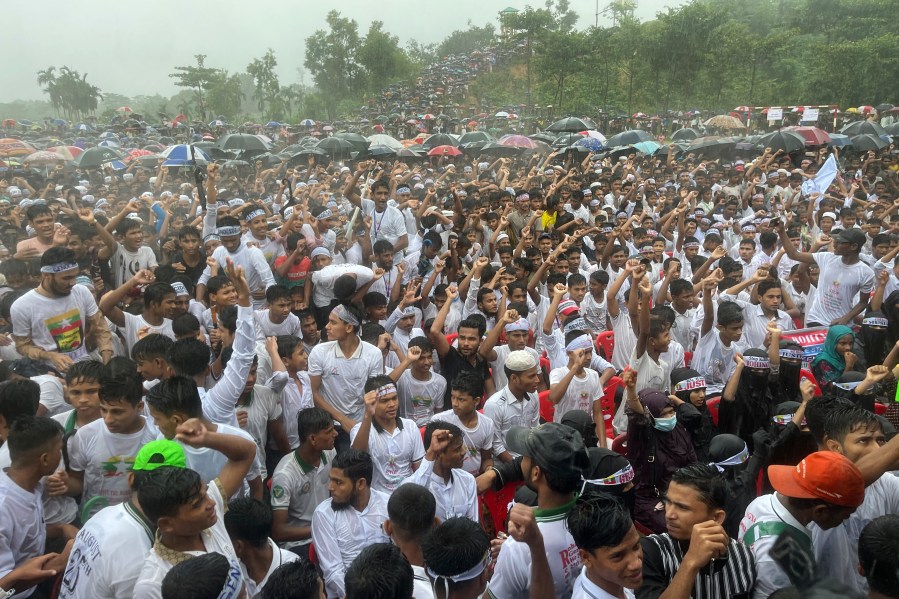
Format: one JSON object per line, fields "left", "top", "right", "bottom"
{"left": 768, "top": 451, "right": 864, "bottom": 508}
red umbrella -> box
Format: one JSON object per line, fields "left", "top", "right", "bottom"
{"left": 498, "top": 134, "right": 536, "bottom": 149}
{"left": 115, "top": 106, "right": 133, "bottom": 113}
{"left": 467, "top": 120, "right": 478, "bottom": 127}
{"left": 2, "top": 119, "right": 15, "bottom": 127}
{"left": 427, "top": 145, "right": 462, "bottom": 157}
{"left": 373, "top": 124, "right": 385, "bottom": 133}
{"left": 788, "top": 126, "right": 832, "bottom": 146}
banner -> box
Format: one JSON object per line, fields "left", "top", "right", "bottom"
{"left": 781, "top": 326, "right": 828, "bottom": 368}
{"left": 767, "top": 107, "right": 783, "bottom": 121}
{"left": 803, "top": 108, "right": 819, "bottom": 121}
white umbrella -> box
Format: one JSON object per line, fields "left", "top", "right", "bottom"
{"left": 366, "top": 134, "right": 403, "bottom": 151}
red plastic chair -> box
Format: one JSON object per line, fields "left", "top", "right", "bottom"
{"left": 539, "top": 356, "right": 551, "bottom": 374}
{"left": 600, "top": 376, "right": 622, "bottom": 440}
{"left": 539, "top": 389, "right": 555, "bottom": 423}
{"left": 445, "top": 333, "right": 458, "bottom": 346}
{"left": 481, "top": 481, "right": 523, "bottom": 535}
{"left": 707, "top": 397, "right": 721, "bottom": 427}
{"left": 595, "top": 331, "right": 615, "bottom": 361}
{"left": 308, "top": 543, "right": 318, "bottom": 565}
{"left": 799, "top": 369, "right": 822, "bottom": 397}
{"left": 611, "top": 432, "right": 628, "bottom": 455}
{"left": 683, "top": 351, "right": 693, "bottom": 368}
{"left": 875, "top": 403, "right": 886, "bottom": 416}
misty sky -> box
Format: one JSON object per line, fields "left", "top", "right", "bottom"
{"left": 1, "top": 0, "right": 683, "bottom": 103}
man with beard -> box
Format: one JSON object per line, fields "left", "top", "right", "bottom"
{"left": 197, "top": 216, "right": 275, "bottom": 309}
{"left": 311, "top": 449, "right": 391, "bottom": 599}
{"left": 482, "top": 350, "right": 540, "bottom": 463}
{"left": 10, "top": 247, "right": 114, "bottom": 372}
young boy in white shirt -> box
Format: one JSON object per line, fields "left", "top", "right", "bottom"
{"left": 350, "top": 376, "right": 425, "bottom": 494}
{"left": 549, "top": 332, "right": 605, "bottom": 442}
{"left": 693, "top": 275, "right": 745, "bottom": 398}
{"left": 431, "top": 373, "right": 495, "bottom": 477}
{"left": 254, "top": 285, "right": 301, "bottom": 340}
{"left": 389, "top": 338, "right": 446, "bottom": 427}
{"left": 67, "top": 371, "right": 158, "bottom": 509}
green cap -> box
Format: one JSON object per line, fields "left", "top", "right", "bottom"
{"left": 133, "top": 440, "right": 187, "bottom": 472}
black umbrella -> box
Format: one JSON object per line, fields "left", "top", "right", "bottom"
{"left": 884, "top": 123, "right": 899, "bottom": 136}
{"left": 552, "top": 133, "right": 584, "bottom": 148}
{"left": 73, "top": 146, "right": 128, "bottom": 168}
{"left": 478, "top": 142, "right": 523, "bottom": 157}
{"left": 559, "top": 145, "right": 591, "bottom": 157}
{"left": 459, "top": 131, "right": 494, "bottom": 144}
{"left": 421, "top": 133, "right": 459, "bottom": 149}
{"left": 672, "top": 128, "right": 703, "bottom": 141}
{"left": 220, "top": 159, "right": 250, "bottom": 169}
{"left": 840, "top": 121, "right": 888, "bottom": 137}
{"left": 334, "top": 132, "right": 371, "bottom": 154}
{"left": 688, "top": 136, "right": 736, "bottom": 155}
{"left": 546, "top": 117, "right": 592, "bottom": 133}
{"left": 316, "top": 137, "right": 354, "bottom": 157}
{"left": 850, "top": 134, "right": 889, "bottom": 151}
{"left": 755, "top": 130, "right": 806, "bottom": 153}
{"left": 528, "top": 133, "right": 557, "bottom": 144}
{"left": 460, "top": 141, "right": 490, "bottom": 153}
{"left": 655, "top": 142, "right": 689, "bottom": 157}
{"left": 875, "top": 103, "right": 894, "bottom": 113}
{"left": 253, "top": 152, "right": 283, "bottom": 167}
{"left": 365, "top": 144, "right": 398, "bottom": 157}
{"left": 395, "top": 148, "right": 427, "bottom": 160}
{"left": 605, "top": 130, "right": 652, "bottom": 147}
{"left": 217, "top": 133, "right": 271, "bottom": 151}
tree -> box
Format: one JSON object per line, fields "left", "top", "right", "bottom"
{"left": 304, "top": 10, "right": 363, "bottom": 119}
{"left": 169, "top": 55, "right": 221, "bottom": 120}
{"left": 37, "top": 67, "right": 60, "bottom": 115}
{"left": 36, "top": 66, "right": 102, "bottom": 120}
{"left": 246, "top": 49, "right": 282, "bottom": 119}
{"left": 435, "top": 23, "right": 496, "bottom": 57}
{"left": 358, "top": 21, "right": 415, "bottom": 92}
{"left": 207, "top": 72, "right": 245, "bottom": 120}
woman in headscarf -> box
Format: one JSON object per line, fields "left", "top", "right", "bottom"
{"left": 855, "top": 311, "right": 890, "bottom": 370}
{"left": 720, "top": 348, "right": 776, "bottom": 449}
{"left": 623, "top": 369, "right": 697, "bottom": 534}
{"left": 771, "top": 340, "right": 804, "bottom": 404}
{"left": 580, "top": 447, "right": 637, "bottom": 517}
{"left": 670, "top": 367, "right": 715, "bottom": 462}
{"left": 811, "top": 325, "right": 857, "bottom": 393}
{"left": 708, "top": 434, "right": 765, "bottom": 537}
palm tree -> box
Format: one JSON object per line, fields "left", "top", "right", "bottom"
{"left": 37, "top": 67, "right": 61, "bottom": 116}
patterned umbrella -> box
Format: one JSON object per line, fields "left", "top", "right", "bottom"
{"left": 23, "top": 151, "right": 66, "bottom": 165}
{"left": 427, "top": 145, "right": 463, "bottom": 157}
{"left": 0, "top": 138, "right": 36, "bottom": 157}
{"left": 498, "top": 135, "right": 536, "bottom": 149}
{"left": 574, "top": 137, "right": 604, "bottom": 152}
{"left": 161, "top": 144, "right": 211, "bottom": 167}
{"left": 48, "top": 146, "right": 83, "bottom": 160}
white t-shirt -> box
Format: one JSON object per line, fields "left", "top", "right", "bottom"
{"left": 572, "top": 569, "right": 636, "bottom": 599}
{"left": 431, "top": 409, "right": 495, "bottom": 476}
{"left": 350, "top": 418, "right": 425, "bottom": 494}
{"left": 110, "top": 244, "right": 158, "bottom": 289}
{"left": 308, "top": 340, "right": 384, "bottom": 422}
{"left": 486, "top": 498, "right": 581, "bottom": 599}
{"left": 11, "top": 285, "right": 99, "bottom": 362}
{"left": 692, "top": 329, "right": 743, "bottom": 395}
{"left": 133, "top": 481, "right": 236, "bottom": 599}
{"left": 242, "top": 231, "right": 285, "bottom": 265}
{"left": 270, "top": 450, "right": 336, "bottom": 549}
{"left": 0, "top": 472, "right": 45, "bottom": 598}
{"left": 580, "top": 293, "right": 608, "bottom": 334}
{"left": 401, "top": 460, "right": 479, "bottom": 523}
{"left": 549, "top": 366, "right": 602, "bottom": 423}
{"left": 361, "top": 199, "right": 408, "bottom": 264}
{"left": 236, "top": 385, "right": 283, "bottom": 479}
{"left": 806, "top": 252, "right": 874, "bottom": 325}
{"left": 609, "top": 310, "right": 637, "bottom": 372}
{"left": 253, "top": 310, "right": 301, "bottom": 341}
{"left": 180, "top": 423, "right": 262, "bottom": 499}
{"left": 120, "top": 312, "right": 174, "bottom": 355}
{"left": 310, "top": 264, "right": 374, "bottom": 309}
{"left": 240, "top": 538, "right": 299, "bottom": 597}
{"left": 811, "top": 474, "right": 899, "bottom": 595}
{"left": 279, "top": 372, "right": 313, "bottom": 450}
{"left": 33, "top": 374, "right": 67, "bottom": 416}
{"left": 57, "top": 502, "right": 154, "bottom": 599}
{"left": 69, "top": 418, "right": 158, "bottom": 507}
{"left": 396, "top": 370, "right": 446, "bottom": 427}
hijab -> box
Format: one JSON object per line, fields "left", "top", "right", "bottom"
{"left": 811, "top": 325, "right": 854, "bottom": 385}
{"left": 708, "top": 433, "right": 757, "bottom": 537}
{"left": 859, "top": 310, "right": 889, "bottom": 367}
{"left": 775, "top": 340, "right": 803, "bottom": 403}
{"left": 721, "top": 348, "right": 774, "bottom": 447}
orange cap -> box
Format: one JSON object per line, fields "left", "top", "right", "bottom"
{"left": 767, "top": 451, "right": 864, "bottom": 508}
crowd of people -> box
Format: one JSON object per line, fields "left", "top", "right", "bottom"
{"left": 0, "top": 109, "right": 898, "bottom": 599}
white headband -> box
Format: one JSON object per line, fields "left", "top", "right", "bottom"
{"left": 565, "top": 334, "right": 593, "bottom": 352}
{"left": 709, "top": 445, "right": 749, "bottom": 473}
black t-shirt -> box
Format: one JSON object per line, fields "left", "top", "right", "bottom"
{"left": 438, "top": 345, "right": 490, "bottom": 401}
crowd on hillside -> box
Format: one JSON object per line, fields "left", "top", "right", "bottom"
{"left": 0, "top": 123, "right": 897, "bottom": 599}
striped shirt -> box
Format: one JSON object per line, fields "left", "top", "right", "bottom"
{"left": 637, "top": 533, "right": 755, "bottom": 599}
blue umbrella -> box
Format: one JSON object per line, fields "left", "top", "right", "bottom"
{"left": 300, "top": 119, "right": 315, "bottom": 127}
{"left": 108, "top": 160, "right": 127, "bottom": 170}
{"left": 827, "top": 134, "right": 852, "bottom": 148}
{"left": 265, "top": 121, "right": 281, "bottom": 128}
{"left": 98, "top": 140, "right": 119, "bottom": 148}
{"left": 52, "top": 119, "right": 67, "bottom": 126}
{"left": 633, "top": 141, "right": 661, "bottom": 154}
{"left": 161, "top": 144, "right": 210, "bottom": 167}
{"left": 574, "top": 137, "right": 604, "bottom": 152}
{"left": 209, "top": 120, "right": 225, "bottom": 127}
{"left": 75, "top": 123, "right": 90, "bottom": 131}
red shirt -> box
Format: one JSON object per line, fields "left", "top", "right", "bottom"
{"left": 273, "top": 255, "right": 310, "bottom": 289}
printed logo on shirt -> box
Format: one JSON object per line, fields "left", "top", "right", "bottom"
{"left": 101, "top": 455, "right": 135, "bottom": 477}
{"left": 272, "top": 485, "right": 286, "bottom": 500}
{"left": 45, "top": 308, "right": 84, "bottom": 353}
{"left": 558, "top": 542, "right": 582, "bottom": 585}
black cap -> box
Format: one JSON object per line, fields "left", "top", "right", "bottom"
{"left": 506, "top": 423, "right": 589, "bottom": 478}
{"left": 835, "top": 228, "right": 866, "bottom": 248}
